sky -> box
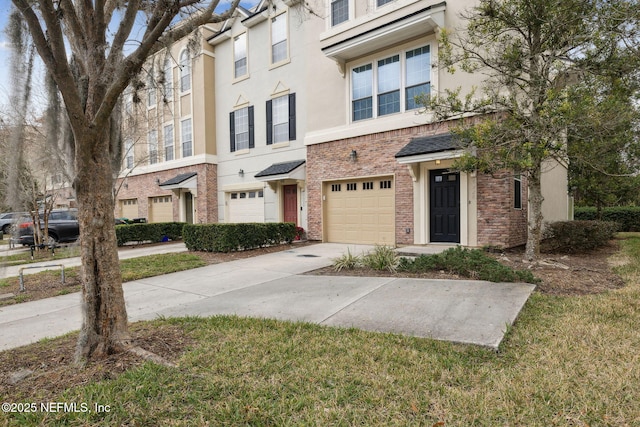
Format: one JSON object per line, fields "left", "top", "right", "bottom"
{"left": 0, "top": 0, "right": 257, "bottom": 115}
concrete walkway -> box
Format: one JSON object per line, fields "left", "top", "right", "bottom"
{"left": 0, "top": 243, "right": 535, "bottom": 352}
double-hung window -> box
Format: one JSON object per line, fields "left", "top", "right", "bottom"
{"left": 164, "top": 124, "right": 174, "bottom": 161}
{"left": 148, "top": 129, "right": 158, "bottom": 164}
{"left": 125, "top": 139, "right": 134, "bottom": 169}
{"left": 271, "top": 14, "right": 287, "bottom": 64}
{"left": 229, "top": 106, "right": 254, "bottom": 152}
{"left": 377, "top": 0, "right": 394, "bottom": 6}
{"left": 163, "top": 57, "right": 173, "bottom": 102}
{"left": 180, "top": 50, "right": 191, "bottom": 92}
{"left": 405, "top": 46, "right": 431, "bottom": 110}
{"left": 351, "top": 45, "right": 431, "bottom": 121}
{"left": 234, "top": 34, "right": 247, "bottom": 78}
{"left": 147, "top": 68, "right": 156, "bottom": 107}
{"left": 266, "top": 94, "right": 296, "bottom": 145}
{"left": 331, "top": 0, "right": 348, "bottom": 26}
{"left": 181, "top": 118, "right": 192, "bottom": 157}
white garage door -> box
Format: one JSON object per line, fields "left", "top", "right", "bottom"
{"left": 324, "top": 177, "right": 395, "bottom": 245}
{"left": 228, "top": 190, "right": 265, "bottom": 223}
{"left": 148, "top": 196, "right": 173, "bottom": 223}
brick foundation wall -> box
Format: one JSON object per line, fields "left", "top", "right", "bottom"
{"left": 307, "top": 123, "right": 448, "bottom": 245}
{"left": 476, "top": 172, "right": 528, "bottom": 248}
{"left": 115, "top": 163, "right": 217, "bottom": 224}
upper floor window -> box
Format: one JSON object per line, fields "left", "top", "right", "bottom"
{"left": 234, "top": 33, "right": 247, "bottom": 78}
{"left": 377, "top": 0, "right": 394, "bottom": 6}
{"left": 229, "top": 106, "right": 255, "bottom": 152}
{"left": 164, "top": 124, "right": 174, "bottom": 161}
{"left": 163, "top": 57, "right": 173, "bottom": 102}
{"left": 266, "top": 93, "right": 296, "bottom": 144}
{"left": 271, "top": 13, "right": 288, "bottom": 64}
{"left": 125, "top": 139, "right": 134, "bottom": 169}
{"left": 331, "top": 0, "right": 349, "bottom": 26}
{"left": 351, "top": 45, "right": 430, "bottom": 122}
{"left": 148, "top": 129, "right": 158, "bottom": 164}
{"left": 147, "top": 67, "right": 156, "bottom": 107}
{"left": 514, "top": 174, "right": 522, "bottom": 209}
{"left": 181, "top": 118, "right": 192, "bottom": 157}
{"left": 180, "top": 50, "right": 191, "bottom": 92}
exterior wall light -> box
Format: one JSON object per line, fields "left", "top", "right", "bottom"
{"left": 239, "top": 169, "right": 244, "bottom": 177}
{"left": 350, "top": 150, "right": 357, "bottom": 162}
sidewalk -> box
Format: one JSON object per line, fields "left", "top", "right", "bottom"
{"left": 0, "top": 243, "right": 535, "bottom": 352}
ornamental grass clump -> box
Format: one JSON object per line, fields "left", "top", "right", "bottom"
{"left": 332, "top": 248, "right": 362, "bottom": 271}
{"left": 362, "top": 245, "right": 400, "bottom": 273}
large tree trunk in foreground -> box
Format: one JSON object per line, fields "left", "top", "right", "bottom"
{"left": 74, "top": 127, "right": 129, "bottom": 363}
{"left": 525, "top": 166, "right": 544, "bottom": 262}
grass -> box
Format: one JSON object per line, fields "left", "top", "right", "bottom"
{"left": 3, "top": 235, "right": 639, "bottom": 425}
{"left": 1, "top": 245, "right": 81, "bottom": 265}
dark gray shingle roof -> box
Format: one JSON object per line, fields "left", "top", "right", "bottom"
{"left": 395, "top": 133, "right": 462, "bottom": 158}
{"left": 159, "top": 172, "right": 197, "bottom": 186}
{"left": 255, "top": 160, "right": 305, "bottom": 178}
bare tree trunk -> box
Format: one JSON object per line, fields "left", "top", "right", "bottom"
{"left": 74, "top": 126, "right": 130, "bottom": 363}
{"left": 525, "top": 166, "right": 544, "bottom": 261}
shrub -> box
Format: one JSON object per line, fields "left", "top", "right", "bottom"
{"left": 362, "top": 245, "right": 400, "bottom": 273}
{"left": 183, "top": 222, "right": 297, "bottom": 252}
{"left": 574, "top": 206, "right": 640, "bottom": 232}
{"left": 116, "top": 222, "right": 185, "bottom": 246}
{"left": 399, "top": 246, "right": 539, "bottom": 283}
{"left": 332, "top": 248, "right": 362, "bottom": 271}
{"left": 542, "top": 220, "right": 618, "bottom": 253}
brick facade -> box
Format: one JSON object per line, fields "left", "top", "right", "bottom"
{"left": 307, "top": 123, "right": 446, "bottom": 245}
{"left": 308, "top": 124, "right": 529, "bottom": 248}
{"left": 115, "top": 163, "right": 217, "bottom": 224}
{"left": 476, "top": 172, "right": 528, "bottom": 248}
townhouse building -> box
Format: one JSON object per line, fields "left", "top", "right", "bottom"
{"left": 116, "top": 0, "right": 571, "bottom": 248}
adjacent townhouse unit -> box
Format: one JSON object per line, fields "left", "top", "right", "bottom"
{"left": 115, "top": 27, "right": 219, "bottom": 224}
{"left": 116, "top": 0, "right": 571, "bottom": 248}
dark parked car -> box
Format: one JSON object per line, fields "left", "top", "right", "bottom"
{"left": 0, "top": 212, "right": 26, "bottom": 234}
{"left": 17, "top": 209, "right": 80, "bottom": 246}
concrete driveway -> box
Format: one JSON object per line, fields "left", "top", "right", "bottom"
{"left": 0, "top": 243, "right": 535, "bottom": 351}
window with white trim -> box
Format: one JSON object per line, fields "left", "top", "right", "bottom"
{"left": 147, "top": 67, "right": 156, "bottom": 107}
{"left": 271, "top": 14, "right": 287, "bottom": 64}
{"left": 230, "top": 106, "right": 254, "bottom": 152}
{"left": 163, "top": 57, "right": 173, "bottom": 102}
{"left": 164, "top": 124, "right": 174, "bottom": 161}
{"left": 148, "top": 129, "right": 158, "bottom": 164}
{"left": 377, "top": 0, "right": 394, "bottom": 6}
{"left": 266, "top": 94, "right": 296, "bottom": 145}
{"left": 351, "top": 45, "right": 431, "bottom": 121}
{"left": 234, "top": 33, "right": 247, "bottom": 78}
{"left": 125, "top": 139, "right": 134, "bottom": 169}
{"left": 331, "top": 0, "right": 348, "bottom": 26}
{"left": 181, "top": 118, "right": 192, "bottom": 157}
{"left": 180, "top": 50, "right": 191, "bottom": 92}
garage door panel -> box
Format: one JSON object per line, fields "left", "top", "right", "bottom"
{"left": 149, "top": 196, "right": 173, "bottom": 223}
{"left": 228, "top": 191, "right": 264, "bottom": 223}
{"left": 325, "top": 177, "right": 395, "bottom": 245}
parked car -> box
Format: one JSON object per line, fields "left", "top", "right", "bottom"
{"left": 0, "top": 212, "right": 27, "bottom": 234}
{"left": 17, "top": 209, "right": 80, "bottom": 246}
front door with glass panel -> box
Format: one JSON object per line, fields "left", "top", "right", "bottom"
{"left": 430, "top": 169, "right": 460, "bottom": 243}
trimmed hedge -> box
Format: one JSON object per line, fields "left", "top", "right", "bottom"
{"left": 183, "top": 222, "right": 297, "bottom": 252}
{"left": 574, "top": 206, "right": 640, "bottom": 232}
{"left": 116, "top": 222, "right": 185, "bottom": 246}
{"left": 542, "top": 220, "right": 618, "bottom": 253}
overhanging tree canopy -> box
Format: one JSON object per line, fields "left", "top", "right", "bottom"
{"left": 425, "top": 0, "right": 639, "bottom": 261}
{"left": 10, "top": 0, "right": 240, "bottom": 363}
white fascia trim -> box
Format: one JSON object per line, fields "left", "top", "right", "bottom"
{"left": 255, "top": 166, "right": 306, "bottom": 183}
{"left": 222, "top": 182, "right": 265, "bottom": 192}
{"left": 396, "top": 149, "right": 466, "bottom": 165}
{"left": 119, "top": 154, "right": 217, "bottom": 178}
{"left": 160, "top": 175, "right": 198, "bottom": 191}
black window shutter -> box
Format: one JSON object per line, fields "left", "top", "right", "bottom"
{"left": 229, "top": 111, "right": 236, "bottom": 152}
{"left": 266, "top": 100, "right": 273, "bottom": 145}
{"left": 248, "top": 106, "right": 255, "bottom": 149}
{"left": 288, "top": 93, "right": 296, "bottom": 141}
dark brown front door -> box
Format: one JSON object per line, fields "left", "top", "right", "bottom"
{"left": 283, "top": 185, "right": 298, "bottom": 225}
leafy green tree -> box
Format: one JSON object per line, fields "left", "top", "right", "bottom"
{"left": 10, "top": 0, "right": 239, "bottom": 362}
{"left": 425, "top": 0, "right": 639, "bottom": 260}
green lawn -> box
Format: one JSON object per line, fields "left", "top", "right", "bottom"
{"left": 3, "top": 235, "right": 640, "bottom": 426}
